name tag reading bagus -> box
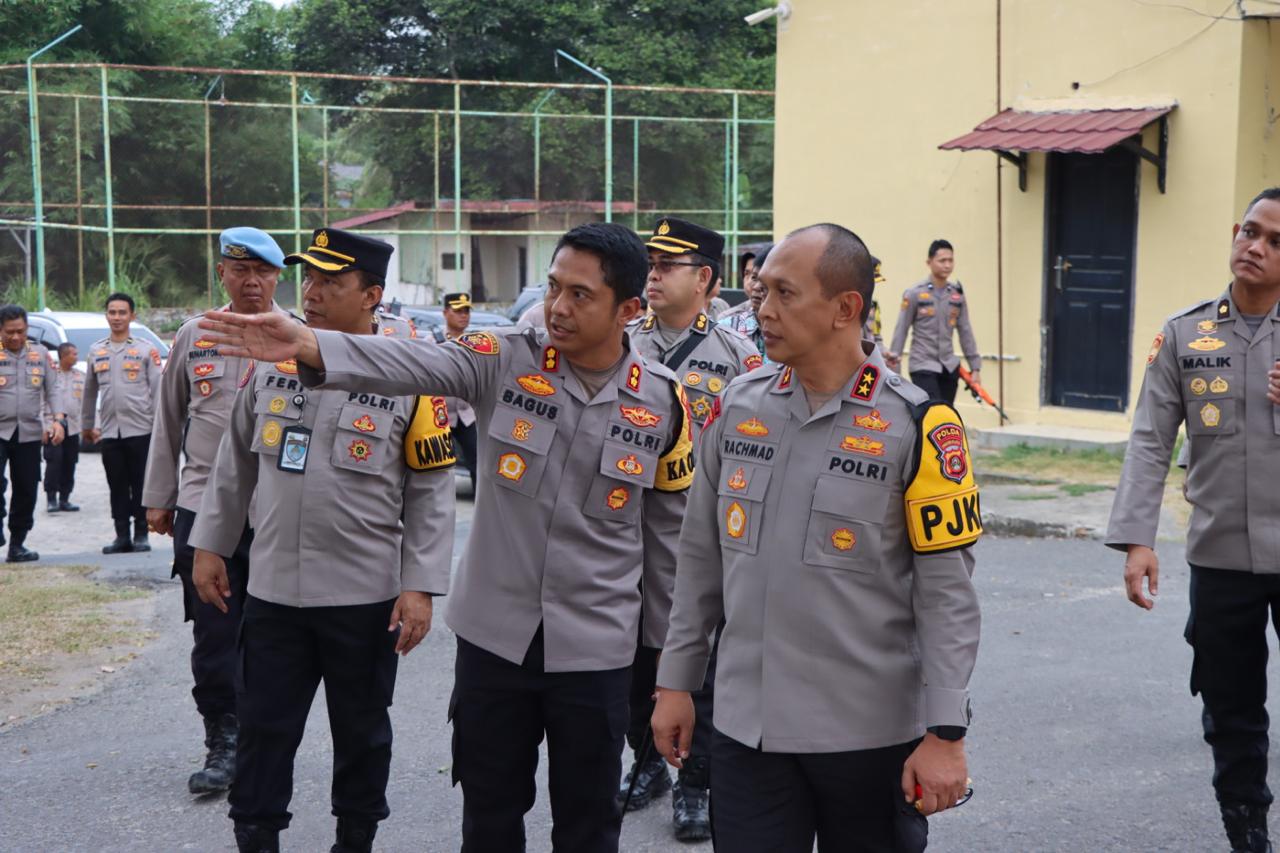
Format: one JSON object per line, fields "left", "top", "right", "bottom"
{"left": 278, "top": 426, "right": 312, "bottom": 473}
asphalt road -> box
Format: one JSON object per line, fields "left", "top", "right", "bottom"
{"left": 0, "top": 469, "right": 1272, "bottom": 851}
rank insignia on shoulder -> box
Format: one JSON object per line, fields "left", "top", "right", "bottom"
{"left": 641, "top": 314, "right": 657, "bottom": 331}
{"left": 606, "top": 486, "right": 630, "bottom": 511}
{"left": 1187, "top": 335, "right": 1226, "bottom": 352}
{"left": 626, "top": 363, "right": 642, "bottom": 392}
{"left": 744, "top": 354, "right": 763, "bottom": 371}
{"left": 1146, "top": 333, "right": 1164, "bottom": 366}
{"left": 695, "top": 313, "right": 709, "bottom": 332}
{"left": 904, "top": 403, "right": 982, "bottom": 554}
{"left": 850, "top": 364, "right": 880, "bottom": 402}
{"left": 455, "top": 331, "right": 499, "bottom": 355}
{"left": 854, "top": 409, "right": 891, "bottom": 432}
{"left": 274, "top": 359, "right": 298, "bottom": 375}
{"left": 517, "top": 374, "right": 556, "bottom": 396}
{"left": 778, "top": 366, "right": 793, "bottom": 390}
{"left": 543, "top": 346, "right": 560, "bottom": 372}
{"left": 1218, "top": 298, "right": 1230, "bottom": 317}
{"left": 1197, "top": 319, "right": 1218, "bottom": 333}
{"left": 620, "top": 404, "right": 662, "bottom": 427}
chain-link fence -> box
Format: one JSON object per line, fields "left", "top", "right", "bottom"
{"left": 0, "top": 62, "right": 774, "bottom": 310}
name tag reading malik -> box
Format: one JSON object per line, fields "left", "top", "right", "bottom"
{"left": 277, "top": 426, "right": 312, "bottom": 473}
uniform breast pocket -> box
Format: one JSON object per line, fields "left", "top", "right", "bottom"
{"left": 486, "top": 406, "right": 554, "bottom": 497}
{"left": 92, "top": 359, "right": 112, "bottom": 383}
{"left": 802, "top": 475, "right": 889, "bottom": 573}
{"left": 252, "top": 387, "right": 305, "bottom": 422}
{"left": 581, "top": 442, "right": 659, "bottom": 525}
{"left": 717, "top": 462, "right": 772, "bottom": 555}
{"left": 189, "top": 359, "right": 226, "bottom": 386}
{"left": 120, "top": 361, "right": 144, "bottom": 383}
{"left": 1184, "top": 371, "right": 1237, "bottom": 437}
{"left": 0, "top": 360, "right": 14, "bottom": 387}
{"left": 331, "top": 403, "right": 394, "bottom": 475}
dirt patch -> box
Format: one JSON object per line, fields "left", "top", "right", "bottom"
{"left": 0, "top": 564, "right": 157, "bottom": 728}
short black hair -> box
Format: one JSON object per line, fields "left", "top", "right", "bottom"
{"left": 788, "top": 224, "right": 875, "bottom": 322}
{"left": 690, "top": 251, "right": 720, "bottom": 292}
{"left": 358, "top": 271, "right": 385, "bottom": 291}
{"left": 57, "top": 342, "right": 76, "bottom": 358}
{"left": 0, "top": 304, "right": 27, "bottom": 325}
{"left": 739, "top": 251, "right": 757, "bottom": 280}
{"left": 928, "top": 239, "right": 954, "bottom": 259}
{"left": 1243, "top": 187, "right": 1280, "bottom": 219}
{"left": 754, "top": 243, "right": 774, "bottom": 270}
{"left": 552, "top": 222, "right": 648, "bottom": 305}
{"left": 106, "top": 292, "right": 136, "bottom": 312}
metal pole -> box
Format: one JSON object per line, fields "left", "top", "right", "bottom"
{"left": 74, "top": 97, "right": 84, "bottom": 301}
{"left": 723, "top": 122, "right": 731, "bottom": 239}
{"left": 321, "top": 106, "right": 329, "bottom": 222}
{"left": 453, "top": 82, "right": 462, "bottom": 292}
{"left": 290, "top": 74, "right": 302, "bottom": 306}
{"left": 204, "top": 100, "right": 214, "bottom": 306}
{"left": 100, "top": 65, "right": 116, "bottom": 291}
{"left": 633, "top": 118, "right": 640, "bottom": 231}
{"left": 27, "top": 24, "right": 83, "bottom": 309}
{"left": 731, "top": 92, "right": 740, "bottom": 288}
{"left": 531, "top": 90, "right": 555, "bottom": 203}
{"left": 554, "top": 50, "right": 611, "bottom": 222}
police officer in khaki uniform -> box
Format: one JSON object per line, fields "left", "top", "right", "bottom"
{"left": 887, "top": 239, "right": 981, "bottom": 404}
{"left": 624, "top": 217, "right": 758, "bottom": 839}
{"left": 142, "top": 227, "right": 290, "bottom": 796}
{"left": 82, "top": 292, "right": 163, "bottom": 553}
{"left": 1108, "top": 188, "right": 1280, "bottom": 853}
{"left": 200, "top": 222, "right": 694, "bottom": 853}
{"left": 862, "top": 256, "right": 887, "bottom": 350}
{"left": 45, "top": 342, "right": 85, "bottom": 512}
{"left": 189, "top": 228, "right": 456, "bottom": 853}
{"left": 652, "top": 224, "right": 981, "bottom": 853}
{"left": 0, "top": 303, "right": 65, "bottom": 562}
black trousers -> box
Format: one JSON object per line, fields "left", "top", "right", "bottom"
{"left": 710, "top": 730, "right": 927, "bottom": 853}
{"left": 229, "top": 595, "right": 399, "bottom": 832}
{"left": 910, "top": 369, "right": 960, "bottom": 405}
{"left": 627, "top": 629, "right": 719, "bottom": 784}
{"left": 1186, "top": 565, "right": 1280, "bottom": 807}
{"left": 100, "top": 433, "right": 150, "bottom": 524}
{"left": 0, "top": 433, "right": 42, "bottom": 538}
{"left": 172, "top": 508, "right": 252, "bottom": 718}
{"left": 43, "top": 432, "right": 79, "bottom": 499}
{"left": 454, "top": 421, "right": 477, "bottom": 492}
{"left": 451, "top": 630, "right": 630, "bottom": 853}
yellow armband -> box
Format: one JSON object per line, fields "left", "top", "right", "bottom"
{"left": 404, "top": 396, "right": 457, "bottom": 471}
{"left": 653, "top": 383, "right": 695, "bottom": 492}
{"left": 904, "top": 403, "right": 982, "bottom": 553}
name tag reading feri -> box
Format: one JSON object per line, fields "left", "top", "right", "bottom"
{"left": 904, "top": 403, "right": 982, "bottom": 553}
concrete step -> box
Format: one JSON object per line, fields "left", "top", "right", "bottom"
{"left": 973, "top": 424, "right": 1129, "bottom": 453}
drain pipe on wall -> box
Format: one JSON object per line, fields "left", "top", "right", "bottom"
{"left": 994, "top": 0, "right": 1008, "bottom": 424}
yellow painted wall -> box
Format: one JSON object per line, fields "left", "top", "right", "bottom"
{"left": 774, "top": 0, "right": 1267, "bottom": 431}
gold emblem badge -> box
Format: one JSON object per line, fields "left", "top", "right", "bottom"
{"left": 1197, "top": 320, "right": 1217, "bottom": 333}
{"left": 1209, "top": 376, "right": 1229, "bottom": 394}
{"left": 352, "top": 413, "right": 377, "bottom": 433}
{"left": 261, "top": 420, "right": 282, "bottom": 447}
{"left": 707, "top": 378, "right": 724, "bottom": 393}
{"left": 498, "top": 452, "right": 527, "bottom": 481}
{"left": 225, "top": 244, "right": 249, "bottom": 259}
{"left": 194, "top": 339, "right": 216, "bottom": 349}
{"left": 725, "top": 501, "right": 747, "bottom": 539}
{"left": 275, "top": 359, "right": 298, "bottom": 374}
{"left": 1200, "top": 402, "right": 1221, "bottom": 428}
{"left": 830, "top": 528, "right": 856, "bottom": 552}
{"left": 616, "top": 454, "right": 645, "bottom": 476}
{"left": 657, "top": 220, "right": 671, "bottom": 236}
{"left": 511, "top": 418, "right": 533, "bottom": 442}
{"left": 619, "top": 405, "right": 661, "bottom": 428}
{"left": 194, "top": 363, "right": 216, "bottom": 378}
{"left": 347, "top": 438, "right": 373, "bottom": 462}
{"left": 1189, "top": 378, "right": 1207, "bottom": 396}
{"left": 735, "top": 417, "right": 769, "bottom": 437}
{"left": 1187, "top": 336, "right": 1226, "bottom": 352}
{"left": 854, "top": 409, "right": 891, "bottom": 432}
{"left": 315, "top": 230, "right": 330, "bottom": 248}
{"left": 626, "top": 364, "right": 642, "bottom": 392}
{"left": 198, "top": 380, "right": 213, "bottom": 398}
{"left": 269, "top": 396, "right": 286, "bottom": 413}
{"left": 543, "top": 346, "right": 560, "bottom": 372}
{"left": 727, "top": 467, "right": 747, "bottom": 491}
{"left": 690, "top": 396, "right": 712, "bottom": 420}
{"left": 0, "top": 377, "right": 8, "bottom": 387}
{"left": 841, "top": 434, "right": 885, "bottom": 456}
{"left": 778, "top": 366, "right": 793, "bottom": 389}
{"left": 684, "top": 372, "right": 703, "bottom": 386}
{"left": 516, "top": 374, "right": 556, "bottom": 396}
{"left": 695, "top": 313, "right": 708, "bottom": 332}
{"left": 606, "top": 486, "right": 630, "bottom": 511}
{"left": 126, "top": 348, "right": 139, "bottom": 357}
{"left": 123, "top": 372, "right": 135, "bottom": 383}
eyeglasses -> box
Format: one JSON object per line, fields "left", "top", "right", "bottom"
{"left": 648, "top": 259, "right": 706, "bottom": 274}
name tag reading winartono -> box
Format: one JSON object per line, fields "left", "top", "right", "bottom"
{"left": 277, "top": 426, "right": 312, "bottom": 473}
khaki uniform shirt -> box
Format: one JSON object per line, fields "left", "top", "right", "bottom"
{"left": 1107, "top": 289, "right": 1280, "bottom": 571}
{"left": 300, "top": 326, "right": 694, "bottom": 671}
{"left": 0, "top": 342, "right": 61, "bottom": 443}
{"left": 629, "top": 312, "right": 761, "bottom": 427}
{"left": 82, "top": 336, "right": 163, "bottom": 439}
{"left": 889, "top": 280, "right": 981, "bottom": 374}
{"left": 52, "top": 365, "right": 85, "bottom": 435}
{"left": 189, "top": 349, "right": 457, "bottom": 606}
{"left": 143, "top": 303, "right": 291, "bottom": 514}
{"left": 657, "top": 346, "right": 982, "bottom": 752}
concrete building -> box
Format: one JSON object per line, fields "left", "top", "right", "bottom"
{"left": 772, "top": 0, "right": 1280, "bottom": 433}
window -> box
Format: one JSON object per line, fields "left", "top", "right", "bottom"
{"left": 442, "top": 253, "right": 465, "bottom": 271}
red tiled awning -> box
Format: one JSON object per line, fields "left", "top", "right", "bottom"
{"left": 939, "top": 107, "right": 1173, "bottom": 154}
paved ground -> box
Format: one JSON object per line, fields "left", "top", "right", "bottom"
{"left": 1, "top": 462, "right": 1275, "bottom": 851}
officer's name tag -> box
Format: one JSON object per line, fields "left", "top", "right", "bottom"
{"left": 277, "top": 426, "right": 312, "bottom": 473}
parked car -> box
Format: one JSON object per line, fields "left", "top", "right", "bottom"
{"left": 507, "top": 285, "right": 546, "bottom": 322}
{"left": 399, "top": 305, "right": 515, "bottom": 342}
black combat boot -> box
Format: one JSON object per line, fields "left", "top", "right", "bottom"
{"left": 672, "top": 756, "right": 711, "bottom": 842}
{"left": 233, "top": 823, "right": 279, "bottom": 853}
{"left": 46, "top": 495, "right": 59, "bottom": 513}
{"left": 7, "top": 531, "right": 38, "bottom": 563}
{"left": 617, "top": 750, "right": 671, "bottom": 812}
{"left": 103, "top": 520, "right": 133, "bottom": 554}
{"left": 331, "top": 817, "right": 378, "bottom": 853}
{"left": 1223, "top": 803, "right": 1274, "bottom": 853}
{"left": 189, "top": 713, "right": 238, "bottom": 794}
{"left": 59, "top": 493, "right": 79, "bottom": 512}
{"left": 131, "top": 518, "right": 151, "bottom": 553}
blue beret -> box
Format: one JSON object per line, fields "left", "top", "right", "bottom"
{"left": 219, "top": 227, "right": 285, "bottom": 268}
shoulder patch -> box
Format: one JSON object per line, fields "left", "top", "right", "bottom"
{"left": 654, "top": 383, "right": 695, "bottom": 492}
{"left": 454, "top": 331, "right": 499, "bottom": 355}
{"left": 238, "top": 361, "right": 257, "bottom": 388}
{"left": 904, "top": 402, "right": 982, "bottom": 554}
{"left": 1146, "top": 332, "right": 1165, "bottom": 367}
{"left": 404, "top": 396, "right": 457, "bottom": 471}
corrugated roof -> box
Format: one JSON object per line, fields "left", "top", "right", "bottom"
{"left": 939, "top": 107, "right": 1173, "bottom": 154}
